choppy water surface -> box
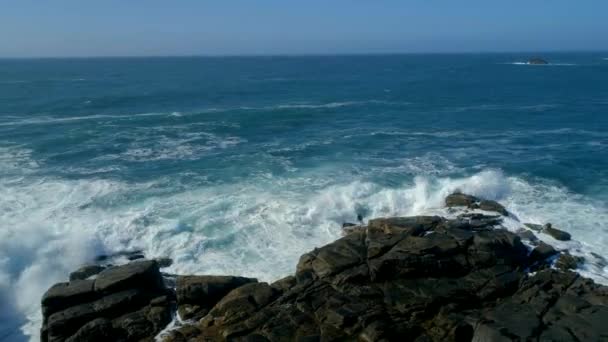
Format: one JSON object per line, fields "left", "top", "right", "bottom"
{"left": 1, "top": 54, "right": 608, "bottom": 340}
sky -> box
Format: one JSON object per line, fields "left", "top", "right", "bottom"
{"left": 0, "top": 0, "right": 607, "bottom": 57}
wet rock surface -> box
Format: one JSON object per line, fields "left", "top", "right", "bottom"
{"left": 42, "top": 195, "right": 606, "bottom": 341}
{"left": 542, "top": 223, "right": 572, "bottom": 241}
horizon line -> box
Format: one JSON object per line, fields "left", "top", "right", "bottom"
{"left": 1, "top": 49, "right": 607, "bottom": 60}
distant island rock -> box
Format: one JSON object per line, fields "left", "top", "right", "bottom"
{"left": 528, "top": 58, "right": 549, "bottom": 65}
{"left": 40, "top": 194, "right": 608, "bottom": 341}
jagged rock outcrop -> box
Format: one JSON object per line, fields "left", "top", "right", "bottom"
{"left": 445, "top": 193, "right": 508, "bottom": 216}
{"left": 41, "top": 260, "right": 173, "bottom": 342}
{"left": 41, "top": 195, "right": 607, "bottom": 341}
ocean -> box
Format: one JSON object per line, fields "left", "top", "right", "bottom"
{"left": 1, "top": 53, "right": 608, "bottom": 340}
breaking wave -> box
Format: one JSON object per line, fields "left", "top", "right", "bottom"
{"left": 1, "top": 144, "right": 607, "bottom": 340}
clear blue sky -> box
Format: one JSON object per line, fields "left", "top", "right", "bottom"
{"left": 1, "top": 0, "right": 606, "bottom": 57}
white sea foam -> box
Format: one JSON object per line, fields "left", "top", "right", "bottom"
{"left": 115, "top": 133, "right": 245, "bottom": 162}
{"left": 0, "top": 145, "right": 39, "bottom": 174}
{"left": 505, "top": 62, "right": 577, "bottom": 66}
{"left": 0, "top": 112, "right": 169, "bottom": 127}
{"left": 1, "top": 146, "right": 608, "bottom": 341}
{"left": 276, "top": 101, "right": 362, "bottom": 109}
{"left": 0, "top": 100, "right": 407, "bottom": 127}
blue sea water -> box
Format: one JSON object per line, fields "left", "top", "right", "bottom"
{"left": 1, "top": 53, "right": 608, "bottom": 340}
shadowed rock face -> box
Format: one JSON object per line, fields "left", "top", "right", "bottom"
{"left": 41, "top": 197, "right": 607, "bottom": 341}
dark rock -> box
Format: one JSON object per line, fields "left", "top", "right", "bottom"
{"left": 529, "top": 241, "right": 558, "bottom": 264}
{"left": 457, "top": 213, "right": 503, "bottom": 229}
{"left": 94, "top": 260, "right": 164, "bottom": 293}
{"left": 542, "top": 223, "right": 572, "bottom": 241}
{"left": 64, "top": 318, "right": 116, "bottom": 342}
{"left": 41, "top": 259, "right": 170, "bottom": 342}
{"left": 516, "top": 228, "right": 539, "bottom": 243}
{"left": 112, "top": 304, "right": 172, "bottom": 341}
{"left": 477, "top": 199, "right": 508, "bottom": 216}
{"left": 41, "top": 280, "right": 97, "bottom": 316}
{"left": 177, "top": 303, "right": 208, "bottom": 321}
{"left": 176, "top": 275, "right": 257, "bottom": 320}
{"left": 160, "top": 324, "right": 202, "bottom": 342}
{"left": 468, "top": 229, "right": 528, "bottom": 268}
{"left": 126, "top": 253, "right": 145, "bottom": 261}
{"left": 368, "top": 215, "right": 444, "bottom": 232}
{"left": 69, "top": 265, "right": 106, "bottom": 281}
{"left": 556, "top": 252, "right": 584, "bottom": 271}
{"left": 94, "top": 255, "right": 109, "bottom": 262}
{"left": 271, "top": 275, "right": 296, "bottom": 293}
{"left": 341, "top": 223, "right": 365, "bottom": 235}
{"left": 528, "top": 58, "right": 549, "bottom": 65}
{"left": 46, "top": 289, "right": 158, "bottom": 340}
{"left": 445, "top": 193, "right": 477, "bottom": 207}
{"left": 156, "top": 257, "right": 173, "bottom": 268}
{"left": 297, "top": 230, "right": 367, "bottom": 280}
{"left": 591, "top": 252, "right": 608, "bottom": 267}
{"left": 41, "top": 211, "right": 608, "bottom": 342}
{"left": 445, "top": 193, "right": 508, "bottom": 216}
{"left": 202, "top": 282, "right": 280, "bottom": 327}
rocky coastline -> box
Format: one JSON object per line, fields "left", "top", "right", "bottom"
{"left": 40, "top": 194, "right": 608, "bottom": 341}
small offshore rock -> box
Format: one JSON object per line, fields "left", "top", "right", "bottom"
{"left": 528, "top": 57, "right": 549, "bottom": 65}
{"left": 543, "top": 223, "right": 572, "bottom": 241}
{"left": 69, "top": 265, "right": 106, "bottom": 281}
